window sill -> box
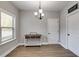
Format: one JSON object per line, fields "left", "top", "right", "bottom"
{"left": 0, "top": 39, "right": 16, "bottom": 46}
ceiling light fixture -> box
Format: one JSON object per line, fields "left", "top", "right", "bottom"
{"left": 34, "top": 1, "right": 44, "bottom": 20}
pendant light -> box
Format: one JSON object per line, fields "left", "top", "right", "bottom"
{"left": 34, "top": 1, "right": 44, "bottom": 20}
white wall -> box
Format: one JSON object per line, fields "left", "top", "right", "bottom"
{"left": 0, "top": 1, "right": 19, "bottom": 56}
{"left": 19, "top": 10, "right": 59, "bottom": 45}
{"left": 60, "top": 1, "right": 79, "bottom": 53}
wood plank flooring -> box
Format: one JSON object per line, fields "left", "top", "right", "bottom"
{"left": 6, "top": 44, "right": 77, "bottom": 57}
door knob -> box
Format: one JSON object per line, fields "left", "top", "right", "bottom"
{"left": 67, "top": 34, "right": 70, "bottom": 36}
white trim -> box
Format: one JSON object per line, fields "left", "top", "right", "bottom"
{"left": 18, "top": 42, "right": 60, "bottom": 46}
{"left": 0, "top": 43, "right": 18, "bottom": 57}
{"left": 0, "top": 43, "right": 25, "bottom": 57}
{"left": 0, "top": 8, "right": 15, "bottom": 17}
{"left": 0, "top": 39, "right": 16, "bottom": 46}
{"left": 59, "top": 42, "right": 68, "bottom": 49}
{"left": 42, "top": 42, "right": 48, "bottom": 45}
{"left": 0, "top": 8, "right": 16, "bottom": 45}
{"left": 18, "top": 43, "right": 25, "bottom": 46}
{"left": 69, "top": 48, "right": 79, "bottom": 56}
{"left": 48, "top": 42, "right": 59, "bottom": 44}
{"left": 0, "top": 43, "right": 78, "bottom": 57}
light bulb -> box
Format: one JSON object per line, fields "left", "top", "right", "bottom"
{"left": 39, "top": 9, "right": 43, "bottom": 13}
{"left": 41, "top": 13, "right": 44, "bottom": 16}
{"left": 34, "top": 12, "right": 38, "bottom": 15}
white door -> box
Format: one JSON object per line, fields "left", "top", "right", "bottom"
{"left": 47, "top": 18, "right": 59, "bottom": 44}
{"left": 67, "top": 10, "right": 79, "bottom": 55}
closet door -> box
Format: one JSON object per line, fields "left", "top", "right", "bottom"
{"left": 47, "top": 18, "right": 59, "bottom": 44}
{"left": 67, "top": 10, "right": 79, "bottom": 55}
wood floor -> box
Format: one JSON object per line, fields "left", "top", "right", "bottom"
{"left": 6, "top": 44, "right": 77, "bottom": 57}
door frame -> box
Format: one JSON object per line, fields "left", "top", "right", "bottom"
{"left": 66, "top": 9, "right": 79, "bottom": 49}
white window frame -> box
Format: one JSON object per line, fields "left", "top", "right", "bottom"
{"left": 0, "top": 8, "right": 16, "bottom": 45}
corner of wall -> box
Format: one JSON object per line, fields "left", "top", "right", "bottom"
{"left": 0, "top": 43, "right": 18, "bottom": 57}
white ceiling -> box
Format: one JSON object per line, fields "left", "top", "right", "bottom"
{"left": 11, "top": 1, "right": 69, "bottom": 11}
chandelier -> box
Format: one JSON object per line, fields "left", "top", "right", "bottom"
{"left": 34, "top": 1, "right": 44, "bottom": 20}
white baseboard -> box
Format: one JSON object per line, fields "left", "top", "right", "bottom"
{"left": 1, "top": 43, "right": 26, "bottom": 57}
{"left": 59, "top": 42, "right": 79, "bottom": 56}
{"left": 18, "top": 43, "right": 25, "bottom": 46}
{"left": 42, "top": 42, "right": 48, "bottom": 45}
{"left": 18, "top": 42, "right": 59, "bottom": 46}
{"left": 59, "top": 42, "right": 67, "bottom": 49}
{"left": 1, "top": 44, "right": 18, "bottom": 57}
{"left": 69, "top": 48, "right": 79, "bottom": 56}
{"left": 48, "top": 42, "right": 59, "bottom": 44}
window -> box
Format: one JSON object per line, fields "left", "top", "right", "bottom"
{"left": 0, "top": 10, "right": 16, "bottom": 43}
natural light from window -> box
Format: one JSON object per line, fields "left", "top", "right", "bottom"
{"left": 1, "top": 12, "right": 13, "bottom": 42}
